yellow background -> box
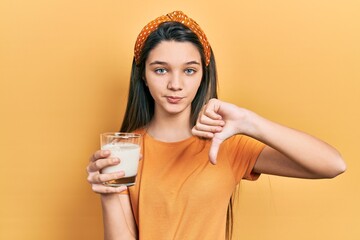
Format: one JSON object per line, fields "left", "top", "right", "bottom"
{"left": 1, "top": 0, "right": 359, "bottom": 239}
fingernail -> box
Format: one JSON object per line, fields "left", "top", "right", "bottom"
{"left": 112, "top": 158, "right": 120, "bottom": 163}
{"left": 103, "top": 150, "right": 110, "bottom": 155}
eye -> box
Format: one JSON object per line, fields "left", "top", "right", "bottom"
{"left": 184, "top": 68, "right": 196, "bottom": 75}
{"left": 154, "top": 68, "right": 167, "bottom": 75}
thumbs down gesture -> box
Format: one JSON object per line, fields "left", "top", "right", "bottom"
{"left": 192, "top": 98, "right": 254, "bottom": 164}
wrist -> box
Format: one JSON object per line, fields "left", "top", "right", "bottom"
{"left": 236, "top": 108, "right": 263, "bottom": 138}
{"left": 101, "top": 192, "right": 121, "bottom": 202}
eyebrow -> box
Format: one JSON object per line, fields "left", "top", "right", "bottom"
{"left": 149, "top": 60, "right": 201, "bottom": 66}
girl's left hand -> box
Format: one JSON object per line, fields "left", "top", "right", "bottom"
{"left": 192, "top": 98, "right": 254, "bottom": 164}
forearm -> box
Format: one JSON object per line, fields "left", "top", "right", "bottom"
{"left": 245, "top": 111, "right": 346, "bottom": 178}
{"left": 192, "top": 98, "right": 346, "bottom": 177}
{"left": 101, "top": 194, "right": 137, "bottom": 240}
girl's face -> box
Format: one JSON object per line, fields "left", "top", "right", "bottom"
{"left": 144, "top": 40, "right": 203, "bottom": 118}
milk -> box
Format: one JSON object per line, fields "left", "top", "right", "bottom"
{"left": 101, "top": 142, "right": 140, "bottom": 177}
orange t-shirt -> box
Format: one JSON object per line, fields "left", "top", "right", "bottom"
{"left": 129, "top": 131, "right": 265, "bottom": 240}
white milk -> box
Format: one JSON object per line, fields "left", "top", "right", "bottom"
{"left": 101, "top": 143, "right": 140, "bottom": 177}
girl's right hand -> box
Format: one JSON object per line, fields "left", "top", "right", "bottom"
{"left": 87, "top": 150, "right": 127, "bottom": 194}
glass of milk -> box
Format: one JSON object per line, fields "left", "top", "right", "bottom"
{"left": 100, "top": 132, "right": 142, "bottom": 187}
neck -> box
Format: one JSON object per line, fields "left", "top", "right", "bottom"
{"left": 147, "top": 110, "right": 193, "bottom": 142}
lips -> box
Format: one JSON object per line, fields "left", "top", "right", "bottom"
{"left": 166, "top": 96, "right": 183, "bottom": 104}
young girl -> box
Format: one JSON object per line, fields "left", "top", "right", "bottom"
{"left": 86, "top": 11, "right": 346, "bottom": 240}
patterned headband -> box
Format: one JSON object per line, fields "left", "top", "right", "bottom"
{"left": 134, "top": 11, "right": 211, "bottom": 66}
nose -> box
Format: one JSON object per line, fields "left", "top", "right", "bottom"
{"left": 167, "top": 72, "right": 183, "bottom": 91}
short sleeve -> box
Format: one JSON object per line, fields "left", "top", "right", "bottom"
{"left": 223, "top": 135, "right": 266, "bottom": 183}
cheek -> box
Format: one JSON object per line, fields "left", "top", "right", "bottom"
{"left": 188, "top": 78, "right": 203, "bottom": 98}
{"left": 146, "top": 81, "right": 163, "bottom": 99}
{"left": 144, "top": 73, "right": 157, "bottom": 91}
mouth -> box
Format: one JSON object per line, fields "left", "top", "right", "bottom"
{"left": 165, "top": 96, "right": 183, "bottom": 104}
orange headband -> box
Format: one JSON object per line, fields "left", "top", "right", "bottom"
{"left": 134, "top": 11, "right": 211, "bottom": 66}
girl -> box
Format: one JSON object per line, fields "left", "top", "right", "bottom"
{"left": 86, "top": 11, "right": 346, "bottom": 240}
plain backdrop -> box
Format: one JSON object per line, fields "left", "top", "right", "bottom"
{"left": 1, "top": 0, "right": 359, "bottom": 239}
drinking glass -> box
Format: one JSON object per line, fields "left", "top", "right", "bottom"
{"left": 100, "top": 132, "right": 142, "bottom": 186}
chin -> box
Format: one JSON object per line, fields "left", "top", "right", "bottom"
{"left": 163, "top": 104, "right": 190, "bottom": 115}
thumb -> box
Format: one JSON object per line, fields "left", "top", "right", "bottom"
{"left": 209, "top": 136, "right": 224, "bottom": 165}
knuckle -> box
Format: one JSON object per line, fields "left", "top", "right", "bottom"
{"left": 204, "top": 109, "right": 212, "bottom": 115}
{"left": 97, "top": 174, "right": 105, "bottom": 183}
{"left": 87, "top": 175, "right": 92, "bottom": 183}
{"left": 209, "top": 98, "right": 217, "bottom": 104}
{"left": 101, "top": 150, "right": 111, "bottom": 158}
{"left": 191, "top": 128, "right": 196, "bottom": 134}
{"left": 94, "top": 160, "right": 102, "bottom": 170}
{"left": 193, "top": 125, "right": 200, "bottom": 133}
{"left": 86, "top": 164, "right": 94, "bottom": 173}
{"left": 91, "top": 150, "right": 104, "bottom": 162}
{"left": 89, "top": 151, "right": 99, "bottom": 162}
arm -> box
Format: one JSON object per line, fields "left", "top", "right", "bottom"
{"left": 87, "top": 150, "right": 137, "bottom": 239}
{"left": 101, "top": 194, "right": 137, "bottom": 240}
{"left": 250, "top": 114, "right": 345, "bottom": 178}
{"left": 192, "top": 99, "right": 346, "bottom": 179}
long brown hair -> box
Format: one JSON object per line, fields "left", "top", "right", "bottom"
{"left": 120, "top": 21, "right": 236, "bottom": 239}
